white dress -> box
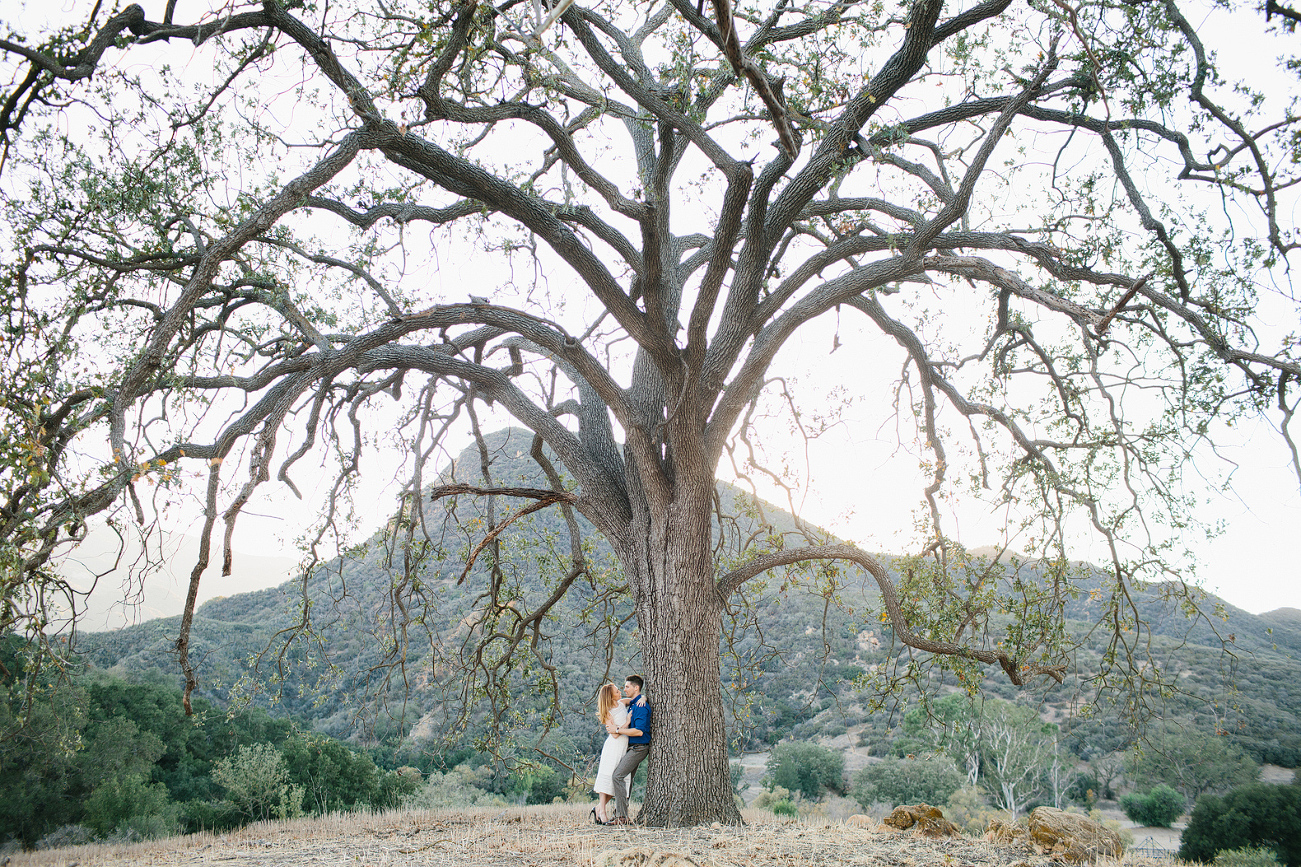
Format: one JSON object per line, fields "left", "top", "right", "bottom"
{"left": 593, "top": 705, "right": 631, "bottom": 797}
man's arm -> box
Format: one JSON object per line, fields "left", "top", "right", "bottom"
{"left": 622, "top": 698, "right": 650, "bottom": 736}
{"left": 608, "top": 700, "right": 645, "bottom": 736}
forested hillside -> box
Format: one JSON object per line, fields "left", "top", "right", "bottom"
{"left": 76, "top": 430, "right": 1301, "bottom": 768}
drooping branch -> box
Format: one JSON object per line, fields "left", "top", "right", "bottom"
{"left": 716, "top": 543, "right": 1067, "bottom": 685}
{"left": 1135, "top": 282, "right": 1301, "bottom": 384}
{"left": 176, "top": 462, "right": 222, "bottom": 715}
{"left": 1279, "top": 374, "right": 1301, "bottom": 488}
{"left": 1166, "top": 0, "right": 1293, "bottom": 256}
{"left": 429, "top": 480, "right": 578, "bottom": 505}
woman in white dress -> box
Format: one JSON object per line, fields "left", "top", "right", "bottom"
{"left": 592, "top": 682, "right": 630, "bottom": 824}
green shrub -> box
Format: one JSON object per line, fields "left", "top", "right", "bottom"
{"left": 405, "top": 769, "right": 508, "bottom": 809}
{"left": 771, "top": 800, "right": 798, "bottom": 817}
{"left": 730, "top": 762, "right": 747, "bottom": 796}
{"left": 1179, "top": 783, "right": 1301, "bottom": 867}
{"left": 852, "top": 755, "right": 963, "bottom": 809}
{"left": 179, "top": 799, "right": 243, "bottom": 834}
{"left": 378, "top": 767, "right": 423, "bottom": 809}
{"left": 1214, "top": 848, "right": 1283, "bottom": 867}
{"left": 1119, "top": 784, "right": 1184, "bottom": 827}
{"left": 763, "top": 742, "right": 845, "bottom": 800}
{"left": 1066, "top": 773, "right": 1100, "bottom": 806}
{"left": 509, "top": 762, "right": 567, "bottom": 805}
{"left": 281, "top": 732, "right": 383, "bottom": 814}
{"left": 82, "top": 773, "right": 180, "bottom": 838}
{"left": 212, "top": 743, "right": 304, "bottom": 822}
{"left": 111, "top": 811, "right": 178, "bottom": 842}
{"left": 751, "top": 785, "right": 793, "bottom": 809}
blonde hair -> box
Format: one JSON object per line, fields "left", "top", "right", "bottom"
{"left": 597, "top": 683, "right": 620, "bottom": 725}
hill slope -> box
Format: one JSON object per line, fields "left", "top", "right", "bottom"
{"left": 78, "top": 429, "right": 1301, "bottom": 766}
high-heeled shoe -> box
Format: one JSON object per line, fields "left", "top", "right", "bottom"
{"left": 590, "top": 807, "right": 605, "bottom": 825}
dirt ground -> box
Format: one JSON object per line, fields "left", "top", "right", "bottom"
{"left": 7, "top": 805, "right": 1182, "bottom": 867}
{"left": 1260, "top": 764, "right": 1296, "bottom": 785}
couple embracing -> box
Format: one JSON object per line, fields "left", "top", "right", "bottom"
{"left": 591, "top": 675, "right": 650, "bottom": 825}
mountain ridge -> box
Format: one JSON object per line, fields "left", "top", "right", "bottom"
{"left": 77, "top": 428, "right": 1301, "bottom": 767}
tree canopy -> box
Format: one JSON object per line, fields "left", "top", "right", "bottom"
{"left": 2, "top": 0, "right": 1300, "bottom": 825}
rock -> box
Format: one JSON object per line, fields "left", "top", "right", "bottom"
{"left": 985, "top": 817, "right": 1021, "bottom": 844}
{"left": 1026, "top": 807, "right": 1123, "bottom": 863}
{"left": 846, "top": 814, "right": 875, "bottom": 828}
{"left": 882, "top": 804, "right": 961, "bottom": 837}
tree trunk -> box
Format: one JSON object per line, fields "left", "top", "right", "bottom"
{"left": 620, "top": 484, "right": 742, "bottom": 826}
{"left": 637, "top": 598, "right": 740, "bottom": 825}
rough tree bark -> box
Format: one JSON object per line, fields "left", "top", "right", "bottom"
{"left": 623, "top": 480, "right": 738, "bottom": 824}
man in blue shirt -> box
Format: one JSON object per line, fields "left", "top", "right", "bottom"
{"left": 607, "top": 674, "right": 650, "bottom": 824}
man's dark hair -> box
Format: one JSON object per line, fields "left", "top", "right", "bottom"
{"left": 625, "top": 675, "right": 644, "bottom": 690}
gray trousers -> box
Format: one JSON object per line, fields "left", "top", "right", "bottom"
{"left": 611, "top": 743, "right": 649, "bottom": 819}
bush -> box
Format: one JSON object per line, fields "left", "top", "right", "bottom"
{"left": 852, "top": 755, "right": 963, "bottom": 809}
{"left": 212, "top": 743, "right": 305, "bottom": 822}
{"left": 944, "top": 786, "right": 1001, "bottom": 836}
{"left": 281, "top": 732, "right": 383, "bottom": 814}
{"left": 509, "top": 763, "right": 567, "bottom": 805}
{"left": 377, "top": 767, "right": 423, "bottom": 809}
{"left": 763, "top": 742, "right": 845, "bottom": 800}
{"left": 1214, "top": 848, "right": 1283, "bottom": 867}
{"left": 751, "top": 785, "right": 793, "bottom": 809}
{"left": 1119, "top": 784, "right": 1184, "bottom": 828}
{"left": 405, "top": 769, "right": 509, "bottom": 810}
{"left": 1179, "top": 783, "right": 1301, "bottom": 867}
{"left": 730, "top": 762, "right": 747, "bottom": 795}
{"left": 771, "top": 800, "right": 798, "bottom": 817}
{"left": 179, "top": 799, "right": 243, "bottom": 834}
{"left": 1066, "top": 773, "right": 1100, "bottom": 807}
{"left": 33, "top": 824, "right": 95, "bottom": 850}
{"left": 82, "top": 773, "right": 180, "bottom": 839}
{"left": 752, "top": 784, "right": 807, "bottom": 819}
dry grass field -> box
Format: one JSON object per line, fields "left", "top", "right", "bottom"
{"left": 5, "top": 805, "right": 1179, "bottom": 867}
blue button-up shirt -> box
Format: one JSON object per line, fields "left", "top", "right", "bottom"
{"left": 627, "top": 695, "right": 651, "bottom": 745}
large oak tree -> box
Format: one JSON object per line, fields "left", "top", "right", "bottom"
{"left": 2, "top": 0, "right": 1300, "bottom": 825}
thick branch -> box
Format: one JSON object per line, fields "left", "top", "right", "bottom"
{"left": 716, "top": 543, "right": 1066, "bottom": 685}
